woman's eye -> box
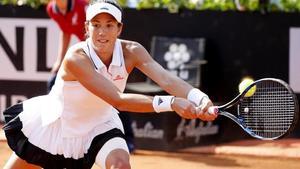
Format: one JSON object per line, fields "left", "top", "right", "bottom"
{"left": 92, "top": 23, "right": 99, "bottom": 27}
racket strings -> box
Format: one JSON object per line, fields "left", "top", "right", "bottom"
{"left": 238, "top": 81, "right": 296, "bottom": 138}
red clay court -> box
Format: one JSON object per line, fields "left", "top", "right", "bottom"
{"left": 1, "top": 124, "right": 300, "bottom": 169}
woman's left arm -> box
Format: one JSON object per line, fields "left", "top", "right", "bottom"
{"left": 129, "top": 42, "right": 194, "bottom": 98}
{"left": 126, "top": 41, "right": 217, "bottom": 121}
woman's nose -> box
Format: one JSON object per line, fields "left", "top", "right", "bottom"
{"left": 97, "top": 27, "right": 106, "bottom": 35}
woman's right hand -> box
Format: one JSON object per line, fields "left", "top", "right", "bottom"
{"left": 171, "top": 97, "right": 198, "bottom": 119}
{"left": 171, "top": 97, "right": 218, "bottom": 121}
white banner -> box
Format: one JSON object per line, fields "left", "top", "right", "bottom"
{"left": 289, "top": 28, "right": 300, "bottom": 93}
{"left": 0, "top": 18, "right": 77, "bottom": 81}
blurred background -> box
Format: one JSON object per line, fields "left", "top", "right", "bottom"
{"left": 0, "top": 0, "right": 300, "bottom": 151}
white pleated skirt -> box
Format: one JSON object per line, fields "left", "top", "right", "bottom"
{"left": 3, "top": 96, "right": 126, "bottom": 169}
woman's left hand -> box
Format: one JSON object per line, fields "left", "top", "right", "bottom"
{"left": 196, "top": 98, "right": 218, "bottom": 121}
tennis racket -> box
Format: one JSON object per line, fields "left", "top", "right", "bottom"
{"left": 209, "top": 78, "right": 299, "bottom": 140}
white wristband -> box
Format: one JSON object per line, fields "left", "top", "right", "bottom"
{"left": 152, "top": 95, "right": 174, "bottom": 113}
{"left": 187, "top": 88, "right": 209, "bottom": 106}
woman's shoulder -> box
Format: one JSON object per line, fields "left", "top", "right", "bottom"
{"left": 119, "top": 39, "right": 152, "bottom": 67}
{"left": 120, "top": 39, "right": 140, "bottom": 47}
{"left": 68, "top": 41, "right": 86, "bottom": 51}
{"left": 119, "top": 39, "right": 144, "bottom": 54}
{"left": 65, "top": 41, "right": 87, "bottom": 60}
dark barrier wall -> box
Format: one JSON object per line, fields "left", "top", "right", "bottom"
{"left": 121, "top": 9, "right": 300, "bottom": 101}
{"left": 0, "top": 6, "right": 300, "bottom": 146}
{"left": 120, "top": 9, "right": 300, "bottom": 139}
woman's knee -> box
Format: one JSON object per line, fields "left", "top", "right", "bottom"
{"left": 105, "top": 149, "right": 131, "bottom": 169}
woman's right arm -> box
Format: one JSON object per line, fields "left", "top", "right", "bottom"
{"left": 62, "top": 49, "right": 210, "bottom": 120}
{"left": 62, "top": 49, "right": 156, "bottom": 113}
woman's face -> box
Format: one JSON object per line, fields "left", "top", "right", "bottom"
{"left": 86, "top": 13, "right": 123, "bottom": 55}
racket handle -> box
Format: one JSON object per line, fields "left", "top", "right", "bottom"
{"left": 208, "top": 106, "right": 219, "bottom": 114}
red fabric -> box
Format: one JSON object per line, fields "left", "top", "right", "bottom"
{"left": 47, "top": 0, "right": 87, "bottom": 41}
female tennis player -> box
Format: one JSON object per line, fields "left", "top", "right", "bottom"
{"left": 2, "top": 0, "right": 217, "bottom": 168}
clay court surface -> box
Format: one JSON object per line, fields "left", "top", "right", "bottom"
{"left": 1, "top": 140, "right": 300, "bottom": 169}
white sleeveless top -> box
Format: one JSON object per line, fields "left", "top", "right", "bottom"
{"left": 42, "top": 38, "right": 128, "bottom": 137}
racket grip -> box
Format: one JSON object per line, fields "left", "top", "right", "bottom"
{"left": 208, "top": 106, "right": 219, "bottom": 114}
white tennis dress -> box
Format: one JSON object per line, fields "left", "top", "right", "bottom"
{"left": 18, "top": 38, "right": 129, "bottom": 159}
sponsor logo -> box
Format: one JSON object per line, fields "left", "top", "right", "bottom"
{"left": 158, "top": 97, "right": 163, "bottom": 105}
{"left": 131, "top": 121, "right": 164, "bottom": 139}
{"left": 100, "top": 7, "right": 109, "bottom": 10}
{"left": 0, "top": 18, "right": 77, "bottom": 81}
{"left": 175, "top": 119, "right": 219, "bottom": 143}
{"left": 113, "top": 74, "right": 124, "bottom": 81}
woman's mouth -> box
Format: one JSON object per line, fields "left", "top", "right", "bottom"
{"left": 98, "top": 39, "right": 108, "bottom": 43}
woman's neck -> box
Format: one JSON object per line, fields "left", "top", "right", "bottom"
{"left": 96, "top": 51, "right": 113, "bottom": 68}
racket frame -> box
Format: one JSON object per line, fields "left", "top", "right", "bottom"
{"left": 214, "top": 78, "right": 299, "bottom": 140}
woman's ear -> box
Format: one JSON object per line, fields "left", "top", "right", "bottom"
{"left": 117, "top": 23, "right": 123, "bottom": 36}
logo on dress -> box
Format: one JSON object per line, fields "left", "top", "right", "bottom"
{"left": 113, "top": 75, "right": 124, "bottom": 81}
